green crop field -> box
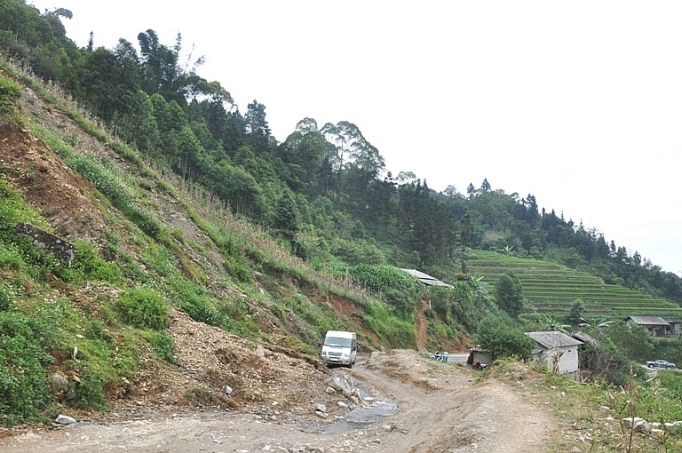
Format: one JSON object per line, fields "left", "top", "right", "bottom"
{"left": 466, "top": 250, "right": 682, "bottom": 319}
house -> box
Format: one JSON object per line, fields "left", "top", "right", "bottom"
{"left": 467, "top": 348, "right": 492, "bottom": 367}
{"left": 525, "top": 331, "right": 583, "bottom": 375}
{"left": 667, "top": 321, "right": 681, "bottom": 337}
{"left": 624, "top": 316, "right": 670, "bottom": 337}
{"left": 570, "top": 331, "right": 598, "bottom": 347}
{"left": 400, "top": 269, "right": 453, "bottom": 288}
{"left": 571, "top": 331, "right": 602, "bottom": 372}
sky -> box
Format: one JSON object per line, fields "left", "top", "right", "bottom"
{"left": 28, "top": 1, "right": 682, "bottom": 275}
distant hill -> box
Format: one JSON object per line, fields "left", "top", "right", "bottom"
{"left": 467, "top": 250, "right": 682, "bottom": 319}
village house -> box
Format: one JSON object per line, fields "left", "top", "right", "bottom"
{"left": 668, "top": 320, "right": 682, "bottom": 336}
{"left": 525, "top": 331, "right": 583, "bottom": 375}
{"left": 467, "top": 348, "right": 492, "bottom": 367}
{"left": 400, "top": 269, "right": 454, "bottom": 288}
{"left": 570, "top": 330, "right": 604, "bottom": 374}
{"left": 624, "top": 316, "right": 671, "bottom": 337}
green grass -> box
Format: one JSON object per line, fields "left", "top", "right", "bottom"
{"left": 491, "top": 360, "right": 682, "bottom": 452}
{"left": 0, "top": 75, "right": 21, "bottom": 113}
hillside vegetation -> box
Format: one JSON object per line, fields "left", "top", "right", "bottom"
{"left": 1, "top": 0, "right": 680, "bottom": 311}
{"left": 0, "top": 63, "right": 429, "bottom": 425}
{"left": 2, "top": 0, "right": 682, "bottom": 433}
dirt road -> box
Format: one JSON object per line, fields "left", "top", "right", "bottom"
{"left": 0, "top": 350, "right": 555, "bottom": 453}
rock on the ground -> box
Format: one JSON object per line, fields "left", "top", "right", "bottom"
{"left": 54, "top": 415, "right": 76, "bottom": 425}
{"left": 621, "top": 417, "right": 650, "bottom": 433}
{"left": 324, "top": 371, "right": 353, "bottom": 397}
{"left": 50, "top": 373, "right": 70, "bottom": 399}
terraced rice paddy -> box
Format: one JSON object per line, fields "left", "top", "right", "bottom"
{"left": 466, "top": 250, "right": 682, "bottom": 319}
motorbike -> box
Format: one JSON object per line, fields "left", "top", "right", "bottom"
{"left": 431, "top": 351, "right": 449, "bottom": 362}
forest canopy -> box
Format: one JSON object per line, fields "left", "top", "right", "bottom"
{"left": 1, "top": 0, "right": 681, "bottom": 305}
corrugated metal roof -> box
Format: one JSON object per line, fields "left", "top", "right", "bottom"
{"left": 625, "top": 316, "right": 670, "bottom": 326}
{"left": 400, "top": 269, "right": 454, "bottom": 288}
{"left": 571, "top": 331, "right": 598, "bottom": 346}
{"left": 525, "top": 331, "right": 583, "bottom": 349}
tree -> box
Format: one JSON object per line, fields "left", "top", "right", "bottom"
{"left": 137, "top": 30, "right": 206, "bottom": 106}
{"left": 244, "top": 100, "right": 273, "bottom": 155}
{"left": 320, "top": 121, "right": 382, "bottom": 206}
{"left": 565, "top": 299, "right": 585, "bottom": 326}
{"left": 68, "top": 39, "right": 143, "bottom": 121}
{"left": 467, "top": 183, "right": 476, "bottom": 198}
{"left": 271, "top": 191, "right": 300, "bottom": 241}
{"left": 605, "top": 321, "right": 654, "bottom": 362}
{"left": 495, "top": 272, "right": 524, "bottom": 318}
{"left": 578, "top": 328, "right": 631, "bottom": 385}
{"left": 475, "top": 316, "right": 534, "bottom": 361}
{"left": 539, "top": 314, "right": 572, "bottom": 334}
{"left": 280, "top": 118, "right": 326, "bottom": 193}
{"left": 480, "top": 178, "right": 491, "bottom": 192}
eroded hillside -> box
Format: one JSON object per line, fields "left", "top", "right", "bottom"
{"left": 1, "top": 67, "right": 411, "bottom": 427}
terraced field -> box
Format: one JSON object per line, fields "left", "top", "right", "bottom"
{"left": 466, "top": 250, "right": 682, "bottom": 319}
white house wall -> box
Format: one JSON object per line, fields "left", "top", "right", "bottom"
{"left": 534, "top": 346, "right": 579, "bottom": 374}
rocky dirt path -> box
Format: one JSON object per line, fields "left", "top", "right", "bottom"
{"left": 0, "top": 350, "right": 556, "bottom": 453}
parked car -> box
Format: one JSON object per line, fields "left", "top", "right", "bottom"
{"left": 646, "top": 360, "right": 676, "bottom": 369}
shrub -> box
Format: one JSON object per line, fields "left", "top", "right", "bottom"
{"left": 334, "top": 239, "right": 386, "bottom": 265}
{"left": 347, "top": 264, "right": 420, "bottom": 315}
{"left": 0, "top": 76, "right": 21, "bottom": 113}
{"left": 67, "top": 367, "right": 107, "bottom": 411}
{"left": 475, "top": 315, "right": 534, "bottom": 361}
{"left": 184, "top": 385, "right": 217, "bottom": 406}
{"left": 348, "top": 264, "right": 417, "bottom": 294}
{"left": 117, "top": 288, "right": 170, "bottom": 330}
{"left": 148, "top": 331, "right": 176, "bottom": 363}
{"left": 0, "top": 286, "right": 13, "bottom": 311}
{"left": 125, "top": 204, "right": 161, "bottom": 237}
{"left": 63, "top": 154, "right": 133, "bottom": 206}
{"left": 176, "top": 288, "right": 223, "bottom": 327}
{"left": 605, "top": 321, "right": 653, "bottom": 362}
{"left": 0, "top": 312, "right": 54, "bottom": 425}
{"left": 0, "top": 245, "right": 24, "bottom": 270}
{"left": 84, "top": 320, "right": 113, "bottom": 343}
{"left": 223, "top": 255, "right": 253, "bottom": 283}
{"left": 57, "top": 240, "right": 122, "bottom": 284}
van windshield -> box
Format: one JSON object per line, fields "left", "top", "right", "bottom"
{"left": 324, "top": 337, "right": 352, "bottom": 348}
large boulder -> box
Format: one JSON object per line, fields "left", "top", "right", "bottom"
{"left": 324, "top": 371, "right": 354, "bottom": 397}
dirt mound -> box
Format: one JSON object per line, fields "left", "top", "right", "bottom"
{"left": 120, "top": 309, "right": 342, "bottom": 416}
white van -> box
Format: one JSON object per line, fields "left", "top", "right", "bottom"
{"left": 320, "top": 330, "right": 357, "bottom": 368}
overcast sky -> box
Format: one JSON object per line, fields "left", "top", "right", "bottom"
{"left": 28, "top": 1, "right": 682, "bottom": 275}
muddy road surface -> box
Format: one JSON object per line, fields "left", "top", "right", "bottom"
{"left": 0, "top": 350, "right": 555, "bottom": 452}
